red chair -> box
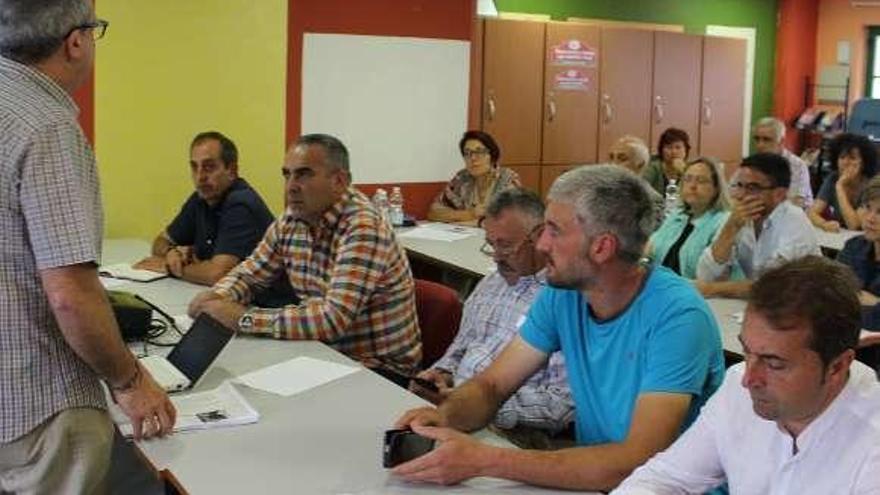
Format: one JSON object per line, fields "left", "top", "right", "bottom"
{"left": 414, "top": 279, "right": 463, "bottom": 369}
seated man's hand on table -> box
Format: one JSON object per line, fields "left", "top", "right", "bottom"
{"left": 188, "top": 291, "right": 245, "bottom": 331}
{"left": 132, "top": 256, "right": 168, "bottom": 273}
{"left": 390, "top": 424, "right": 495, "bottom": 486}
{"left": 409, "top": 369, "right": 454, "bottom": 405}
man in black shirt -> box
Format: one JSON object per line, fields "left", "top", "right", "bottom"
{"left": 136, "top": 132, "right": 275, "bottom": 286}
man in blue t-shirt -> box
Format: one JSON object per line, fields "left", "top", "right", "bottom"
{"left": 394, "top": 165, "right": 725, "bottom": 492}
{"left": 135, "top": 132, "right": 275, "bottom": 286}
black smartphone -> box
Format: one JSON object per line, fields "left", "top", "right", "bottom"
{"left": 410, "top": 376, "right": 440, "bottom": 393}
{"left": 383, "top": 428, "right": 436, "bottom": 468}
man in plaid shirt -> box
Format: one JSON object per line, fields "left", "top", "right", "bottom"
{"left": 189, "top": 134, "right": 421, "bottom": 385}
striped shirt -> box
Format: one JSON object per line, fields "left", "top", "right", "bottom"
{"left": 432, "top": 270, "right": 573, "bottom": 433}
{"left": 0, "top": 56, "right": 106, "bottom": 442}
{"left": 214, "top": 188, "right": 422, "bottom": 377}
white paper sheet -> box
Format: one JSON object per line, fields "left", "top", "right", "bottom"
{"left": 113, "top": 382, "right": 259, "bottom": 437}
{"left": 397, "top": 223, "right": 478, "bottom": 242}
{"left": 99, "top": 263, "right": 167, "bottom": 282}
{"left": 235, "top": 356, "right": 361, "bottom": 397}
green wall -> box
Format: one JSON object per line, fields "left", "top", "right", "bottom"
{"left": 494, "top": 0, "right": 778, "bottom": 125}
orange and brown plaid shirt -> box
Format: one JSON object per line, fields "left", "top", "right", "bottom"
{"left": 213, "top": 189, "right": 422, "bottom": 377}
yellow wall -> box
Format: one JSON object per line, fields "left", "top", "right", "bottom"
{"left": 95, "top": 1, "right": 288, "bottom": 240}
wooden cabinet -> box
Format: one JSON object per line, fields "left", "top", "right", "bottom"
{"left": 482, "top": 19, "right": 545, "bottom": 164}
{"left": 476, "top": 19, "right": 747, "bottom": 193}
{"left": 651, "top": 32, "right": 703, "bottom": 153}
{"left": 507, "top": 165, "right": 541, "bottom": 194}
{"left": 699, "top": 36, "right": 747, "bottom": 167}
{"left": 540, "top": 164, "right": 578, "bottom": 199}
{"left": 598, "top": 29, "right": 654, "bottom": 160}
{"left": 542, "top": 23, "right": 600, "bottom": 165}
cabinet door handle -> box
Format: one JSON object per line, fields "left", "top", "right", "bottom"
{"left": 602, "top": 94, "right": 612, "bottom": 124}
{"left": 654, "top": 95, "right": 664, "bottom": 124}
{"left": 547, "top": 93, "right": 557, "bottom": 122}
{"left": 702, "top": 97, "right": 712, "bottom": 125}
{"left": 487, "top": 93, "right": 497, "bottom": 122}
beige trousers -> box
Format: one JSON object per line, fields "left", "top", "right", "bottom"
{"left": 0, "top": 408, "right": 113, "bottom": 495}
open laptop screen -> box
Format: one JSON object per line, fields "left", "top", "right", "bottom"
{"left": 166, "top": 313, "right": 235, "bottom": 385}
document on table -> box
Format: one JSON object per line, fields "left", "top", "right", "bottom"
{"left": 113, "top": 382, "right": 259, "bottom": 437}
{"left": 99, "top": 262, "right": 167, "bottom": 282}
{"left": 235, "top": 356, "right": 361, "bottom": 397}
{"left": 397, "top": 222, "right": 478, "bottom": 242}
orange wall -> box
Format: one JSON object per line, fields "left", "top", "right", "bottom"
{"left": 816, "top": 0, "right": 880, "bottom": 109}
{"left": 775, "top": 0, "right": 818, "bottom": 151}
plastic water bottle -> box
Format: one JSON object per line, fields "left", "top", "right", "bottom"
{"left": 389, "top": 186, "right": 405, "bottom": 227}
{"left": 372, "top": 188, "right": 390, "bottom": 222}
{"left": 664, "top": 178, "right": 679, "bottom": 214}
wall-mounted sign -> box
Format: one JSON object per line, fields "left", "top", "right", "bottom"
{"left": 550, "top": 40, "right": 597, "bottom": 66}
{"left": 554, "top": 69, "right": 590, "bottom": 91}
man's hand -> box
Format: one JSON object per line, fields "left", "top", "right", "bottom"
{"left": 394, "top": 406, "right": 447, "bottom": 429}
{"left": 391, "top": 425, "right": 493, "bottom": 485}
{"left": 199, "top": 298, "right": 246, "bottom": 330}
{"left": 188, "top": 290, "right": 224, "bottom": 318}
{"left": 111, "top": 362, "right": 177, "bottom": 441}
{"left": 165, "top": 246, "right": 192, "bottom": 278}
{"left": 132, "top": 256, "right": 167, "bottom": 274}
{"left": 729, "top": 195, "right": 765, "bottom": 228}
{"left": 410, "top": 369, "right": 453, "bottom": 404}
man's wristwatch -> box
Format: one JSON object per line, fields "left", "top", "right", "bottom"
{"left": 238, "top": 311, "right": 254, "bottom": 331}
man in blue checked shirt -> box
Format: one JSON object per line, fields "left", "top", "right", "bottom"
{"left": 410, "top": 188, "right": 573, "bottom": 448}
{"left": 394, "top": 165, "right": 724, "bottom": 492}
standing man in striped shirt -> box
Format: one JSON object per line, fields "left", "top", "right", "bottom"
{"left": 0, "top": 1, "right": 175, "bottom": 493}
{"left": 189, "top": 134, "right": 422, "bottom": 386}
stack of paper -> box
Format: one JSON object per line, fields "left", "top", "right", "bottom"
{"left": 114, "top": 382, "right": 259, "bottom": 437}
{"left": 99, "top": 263, "right": 167, "bottom": 282}
{"left": 397, "top": 223, "right": 478, "bottom": 242}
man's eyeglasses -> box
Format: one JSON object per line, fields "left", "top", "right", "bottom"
{"left": 480, "top": 224, "right": 543, "bottom": 258}
{"left": 462, "top": 148, "right": 490, "bottom": 159}
{"left": 66, "top": 19, "right": 109, "bottom": 41}
{"left": 730, "top": 181, "right": 775, "bottom": 194}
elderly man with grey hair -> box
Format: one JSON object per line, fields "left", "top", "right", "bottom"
{"left": 0, "top": 1, "right": 175, "bottom": 493}
{"left": 393, "top": 165, "right": 725, "bottom": 492}
{"left": 752, "top": 116, "right": 813, "bottom": 208}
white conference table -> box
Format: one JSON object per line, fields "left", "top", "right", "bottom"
{"left": 102, "top": 239, "right": 583, "bottom": 495}
{"left": 396, "top": 224, "right": 494, "bottom": 277}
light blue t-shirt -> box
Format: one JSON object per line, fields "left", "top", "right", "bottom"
{"left": 520, "top": 266, "right": 724, "bottom": 445}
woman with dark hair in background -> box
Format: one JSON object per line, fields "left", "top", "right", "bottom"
{"left": 641, "top": 127, "right": 691, "bottom": 196}
{"left": 809, "top": 132, "right": 878, "bottom": 232}
{"left": 428, "top": 130, "right": 520, "bottom": 224}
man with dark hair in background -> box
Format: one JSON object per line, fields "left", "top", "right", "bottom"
{"left": 697, "top": 152, "right": 820, "bottom": 298}
{"left": 137, "top": 131, "right": 278, "bottom": 286}
{"left": 616, "top": 256, "right": 880, "bottom": 494}
{"left": 0, "top": 1, "right": 174, "bottom": 492}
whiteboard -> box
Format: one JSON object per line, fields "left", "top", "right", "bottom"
{"left": 302, "top": 33, "right": 470, "bottom": 184}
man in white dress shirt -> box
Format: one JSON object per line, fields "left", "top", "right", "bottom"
{"left": 696, "top": 153, "right": 820, "bottom": 298}
{"left": 614, "top": 255, "right": 880, "bottom": 495}
{"left": 752, "top": 116, "right": 813, "bottom": 208}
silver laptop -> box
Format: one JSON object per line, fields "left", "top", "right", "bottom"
{"left": 139, "top": 313, "right": 235, "bottom": 392}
